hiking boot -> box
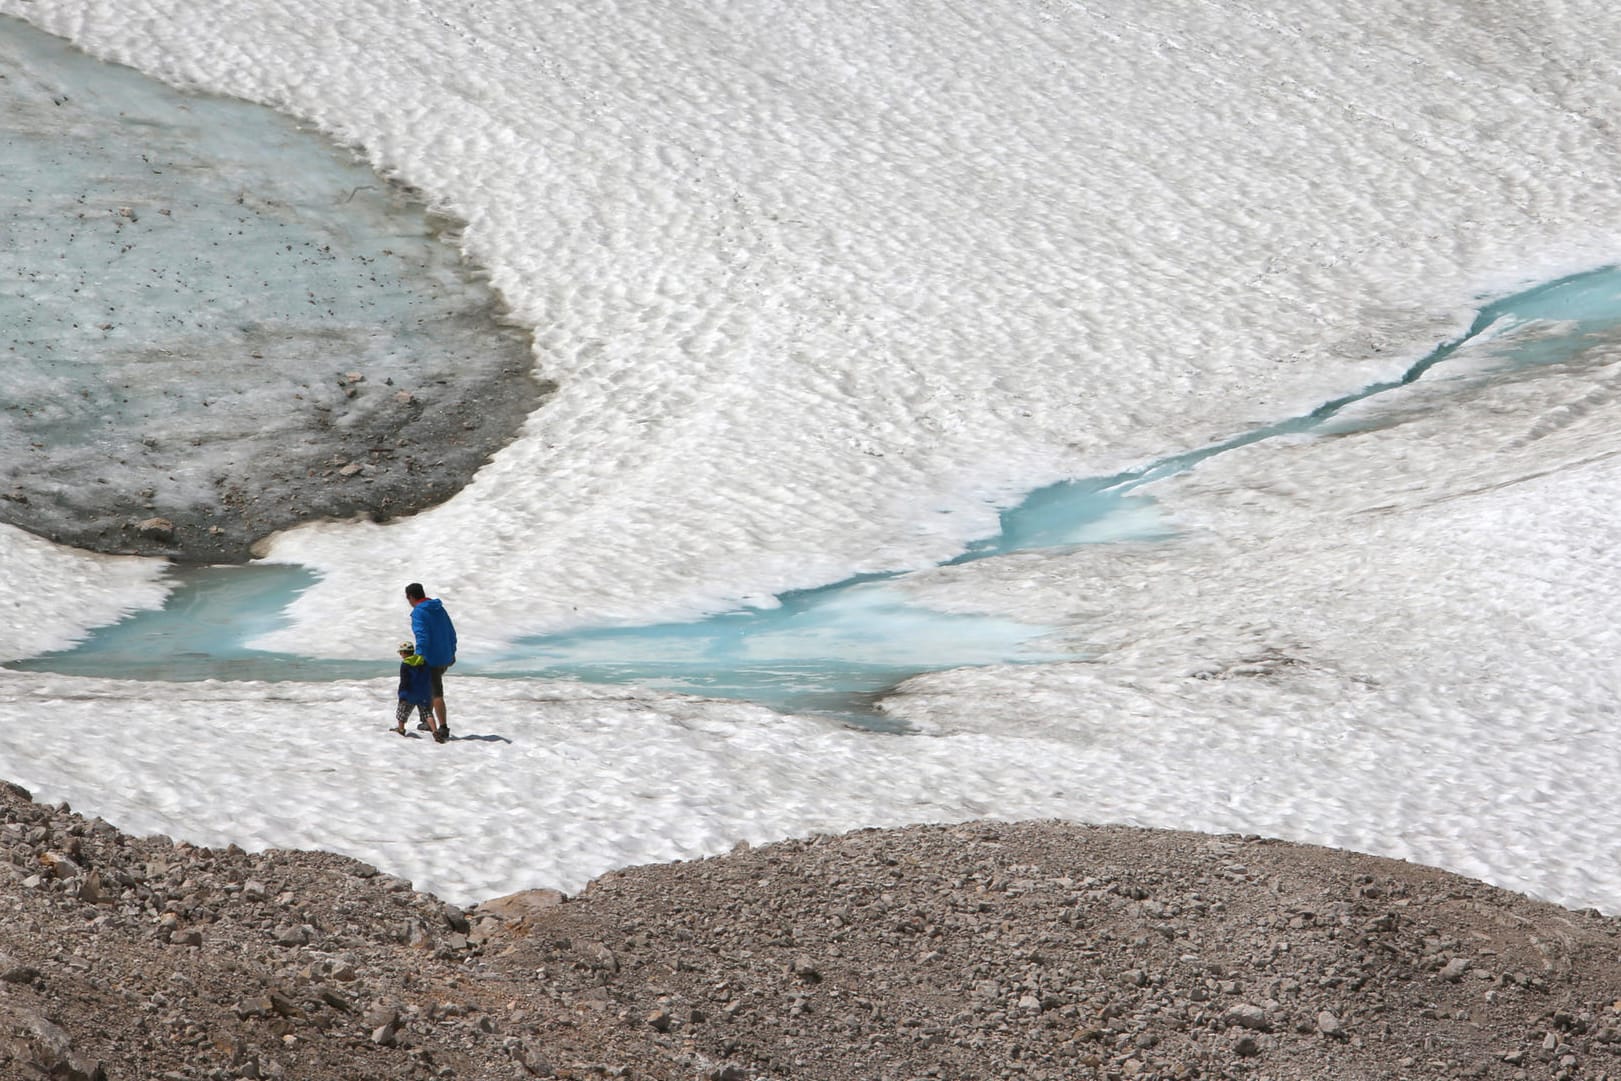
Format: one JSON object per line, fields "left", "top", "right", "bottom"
{"left": 416, "top": 720, "right": 432, "bottom": 732}
{"left": 434, "top": 726, "right": 450, "bottom": 744}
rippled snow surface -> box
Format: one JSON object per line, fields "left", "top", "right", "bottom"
{"left": 4, "top": 0, "right": 1621, "bottom": 912}
{"left": 20, "top": 268, "right": 1621, "bottom": 733}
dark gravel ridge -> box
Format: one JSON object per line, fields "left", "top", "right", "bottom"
{"left": 3, "top": 778, "right": 1618, "bottom": 1081}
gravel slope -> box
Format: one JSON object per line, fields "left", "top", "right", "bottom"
{"left": 3, "top": 779, "right": 1617, "bottom": 1080}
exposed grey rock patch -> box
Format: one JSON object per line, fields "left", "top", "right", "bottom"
{"left": 4, "top": 780, "right": 1621, "bottom": 1080}
{"left": 0, "top": 16, "right": 549, "bottom": 562}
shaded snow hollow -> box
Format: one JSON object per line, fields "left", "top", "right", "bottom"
{"left": 0, "top": 17, "right": 545, "bottom": 561}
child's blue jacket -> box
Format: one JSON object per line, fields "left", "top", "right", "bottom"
{"left": 398, "top": 657, "right": 434, "bottom": 705}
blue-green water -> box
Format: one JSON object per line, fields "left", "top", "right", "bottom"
{"left": 13, "top": 265, "right": 1621, "bottom": 723}
{"left": 964, "top": 266, "right": 1621, "bottom": 561}
{"left": 11, "top": 565, "right": 1063, "bottom": 729}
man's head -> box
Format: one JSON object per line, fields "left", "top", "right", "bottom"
{"left": 405, "top": 582, "right": 426, "bottom": 604}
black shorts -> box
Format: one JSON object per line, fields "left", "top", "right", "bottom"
{"left": 429, "top": 665, "right": 449, "bottom": 697}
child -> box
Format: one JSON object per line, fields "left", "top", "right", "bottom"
{"left": 394, "top": 641, "right": 435, "bottom": 736}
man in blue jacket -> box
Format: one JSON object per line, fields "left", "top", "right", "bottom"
{"left": 405, "top": 582, "right": 458, "bottom": 743}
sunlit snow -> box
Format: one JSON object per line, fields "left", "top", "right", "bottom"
{"left": 3, "top": 0, "right": 1621, "bottom": 912}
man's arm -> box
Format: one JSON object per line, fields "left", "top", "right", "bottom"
{"left": 411, "top": 605, "right": 431, "bottom": 657}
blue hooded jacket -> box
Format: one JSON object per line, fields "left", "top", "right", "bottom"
{"left": 410, "top": 597, "right": 458, "bottom": 668}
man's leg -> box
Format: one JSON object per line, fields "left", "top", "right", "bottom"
{"left": 431, "top": 667, "right": 450, "bottom": 741}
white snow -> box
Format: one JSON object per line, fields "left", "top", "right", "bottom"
{"left": 4, "top": 0, "right": 1621, "bottom": 912}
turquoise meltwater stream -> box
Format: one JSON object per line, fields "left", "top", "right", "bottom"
{"left": 14, "top": 265, "right": 1621, "bottom": 725}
